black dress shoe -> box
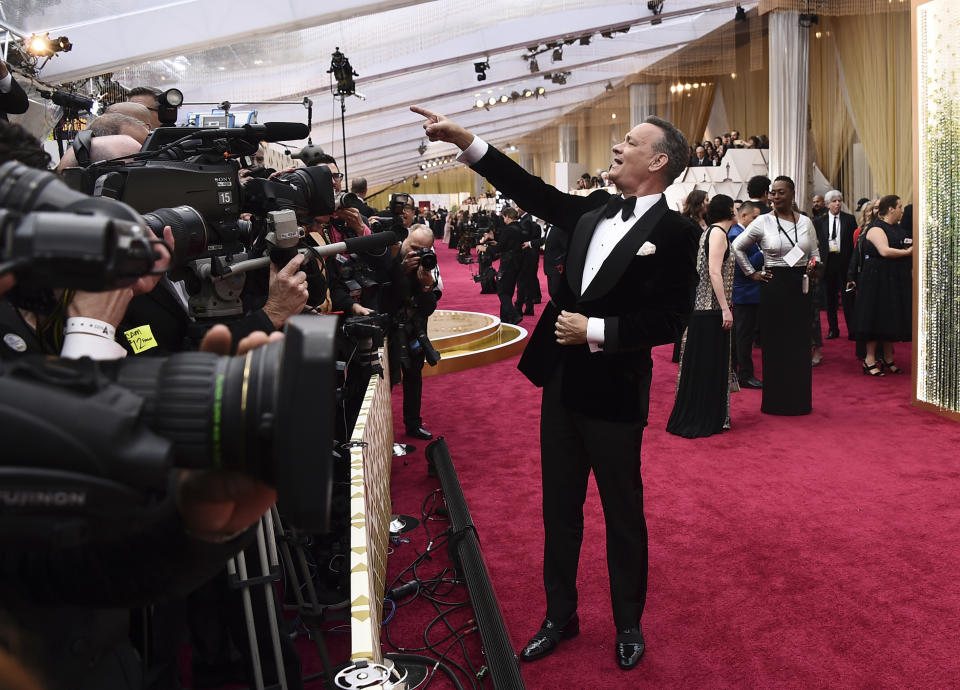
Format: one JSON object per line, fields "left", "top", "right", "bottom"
{"left": 740, "top": 376, "right": 763, "bottom": 389}
{"left": 519, "top": 614, "right": 579, "bottom": 662}
{"left": 522, "top": 305, "right": 534, "bottom": 315}
{"left": 826, "top": 330, "right": 840, "bottom": 339}
{"left": 615, "top": 626, "right": 645, "bottom": 670}
{"left": 405, "top": 426, "right": 433, "bottom": 440}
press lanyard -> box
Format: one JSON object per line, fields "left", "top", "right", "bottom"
{"left": 774, "top": 212, "right": 799, "bottom": 247}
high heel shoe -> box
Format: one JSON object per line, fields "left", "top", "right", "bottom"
{"left": 882, "top": 360, "right": 902, "bottom": 374}
{"left": 862, "top": 360, "right": 884, "bottom": 377}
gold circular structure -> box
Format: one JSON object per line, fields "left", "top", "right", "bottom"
{"left": 423, "top": 310, "right": 528, "bottom": 377}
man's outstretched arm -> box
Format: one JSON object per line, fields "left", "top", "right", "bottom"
{"left": 411, "top": 105, "right": 606, "bottom": 231}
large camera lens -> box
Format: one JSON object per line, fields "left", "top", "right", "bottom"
{"left": 418, "top": 248, "right": 437, "bottom": 271}
{"left": 247, "top": 165, "right": 335, "bottom": 221}
{"left": 113, "top": 315, "right": 337, "bottom": 531}
{"left": 141, "top": 205, "right": 207, "bottom": 269}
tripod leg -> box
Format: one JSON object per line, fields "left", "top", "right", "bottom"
{"left": 254, "top": 518, "right": 288, "bottom": 690}
{"left": 228, "top": 552, "right": 265, "bottom": 690}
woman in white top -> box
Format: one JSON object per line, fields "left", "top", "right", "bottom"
{"left": 732, "top": 175, "right": 821, "bottom": 415}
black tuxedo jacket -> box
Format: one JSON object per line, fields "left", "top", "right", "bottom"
{"left": 470, "top": 146, "right": 699, "bottom": 422}
{"left": 498, "top": 222, "right": 524, "bottom": 271}
{"left": 0, "top": 75, "right": 29, "bottom": 120}
{"left": 814, "top": 211, "right": 857, "bottom": 271}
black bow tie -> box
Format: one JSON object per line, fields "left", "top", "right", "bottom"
{"left": 604, "top": 195, "right": 637, "bottom": 222}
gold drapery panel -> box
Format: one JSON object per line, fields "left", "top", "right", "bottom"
{"left": 760, "top": 0, "right": 910, "bottom": 15}
{"left": 809, "top": 19, "right": 855, "bottom": 186}
{"left": 718, "top": 36, "right": 770, "bottom": 140}
{"left": 833, "top": 11, "right": 912, "bottom": 200}
{"left": 384, "top": 166, "right": 493, "bottom": 196}
{"left": 668, "top": 81, "right": 717, "bottom": 146}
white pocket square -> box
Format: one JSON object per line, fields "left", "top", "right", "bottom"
{"left": 636, "top": 242, "right": 657, "bottom": 256}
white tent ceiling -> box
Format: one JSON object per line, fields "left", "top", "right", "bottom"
{"left": 3, "top": 0, "right": 755, "bottom": 187}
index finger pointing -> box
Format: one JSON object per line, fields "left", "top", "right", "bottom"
{"left": 410, "top": 105, "right": 439, "bottom": 121}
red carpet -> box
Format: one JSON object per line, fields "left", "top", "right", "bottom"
{"left": 385, "top": 242, "right": 960, "bottom": 689}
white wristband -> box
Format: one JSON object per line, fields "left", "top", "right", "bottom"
{"left": 64, "top": 317, "right": 116, "bottom": 341}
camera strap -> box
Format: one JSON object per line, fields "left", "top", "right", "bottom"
{"left": 71, "top": 129, "right": 94, "bottom": 167}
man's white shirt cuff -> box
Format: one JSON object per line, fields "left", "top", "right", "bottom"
{"left": 586, "top": 317, "right": 604, "bottom": 353}
{"left": 0, "top": 73, "right": 12, "bottom": 94}
{"left": 456, "top": 136, "right": 488, "bottom": 165}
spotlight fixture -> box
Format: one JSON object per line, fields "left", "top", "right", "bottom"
{"left": 24, "top": 32, "right": 72, "bottom": 57}
{"left": 799, "top": 13, "right": 819, "bottom": 27}
{"left": 735, "top": 3, "right": 747, "bottom": 21}
{"left": 488, "top": 97, "right": 497, "bottom": 106}
{"left": 547, "top": 72, "right": 570, "bottom": 85}
{"left": 510, "top": 91, "right": 521, "bottom": 100}
{"left": 475, "top": 60, "right": 490, "bottom": 82}
{"left": 523, "top": 89, "right": 533, "bottom": 98}
{"left": 475, "top": 98, "right": 484, "bottom": 108}
{"left": 646, "top": 0, "right": 664, "bottom": 14}
{"left": 605, "top": 81, "right": 614, "bottom": 91}
{"left": 417, "top": 139, "right": 427, "bottom": 155}
{"left": 536, "top": 86, "right": 546, "bottom": 96}
{"left": 552, "top": 47, "right": 563, "bottom": 62}
{"left": 579, "top": 34, "right": 592, "bottom": 46}
{"left": 529, "top": 57, "right": 539, "bottom": 73}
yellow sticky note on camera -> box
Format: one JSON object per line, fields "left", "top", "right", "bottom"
{"left": 124, "top": 325, "right": 158, "bottom": 354}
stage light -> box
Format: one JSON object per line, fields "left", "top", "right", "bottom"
{"left": 475, "top": 60, "right": 490, "bottom": 82}
{"left": 417, "top": 140, "right": 427, "bottom": 155}
{"left": 735, "top": 4, "right": 747, "bottom": 21}
{"left": 475, "top": 99, "right": 484, "bottom": 108}
{"left": 579, "top": 34, "right": 592, "bottom": 46}
{"left": 536, "top": 86, "right": 546, "bottom": 96}
{"left": 529, "top": 57, "right": 539, "bottom": 73}
{"left": 500, "top": 95, "right": 509, "bottom": 103}
{"left": 24, "top": 32, "right": 72, "bottom": 57}
{"left": 670, "top": 84, "right": 677, "bottom": 94}
{"left": 488, "top": 97, "right": 496, "bottom": 105}
{"left": 605, "top": 81, "right": 614, "bottom": 91}
{"left": 510, "top": 91, "right": 521, "bottom": 100}
{"left": 523, "top": 89, "right": 533, "bottom": 97}
{"left": 552, "top": 47, "right": 563, "bottom": 62}
{"left": 611, "top": 113, "right": 617, "bottom": 119}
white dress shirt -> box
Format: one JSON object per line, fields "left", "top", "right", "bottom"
{"left": 827, "top": 211, "right": 841, "bottom": 254}
{"left": 457, "top": 135, "right": 656, "bottom": 351}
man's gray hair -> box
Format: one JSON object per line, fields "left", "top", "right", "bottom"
{"left": 824, "top": 189, "right": 843, "bottom": 203}
{"left": 644, "top": 116, "right": 689, "bottom": 183}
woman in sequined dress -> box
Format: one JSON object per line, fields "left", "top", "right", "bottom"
{"left": 667, "top": 195, "right": 738, "bottom": 438}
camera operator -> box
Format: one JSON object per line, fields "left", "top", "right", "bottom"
{"left": 0, "top": 125, "right": 171, "bottom": 362}
{"left": 475, "top": 224, "right": 498, "bottom": 294}
{"left": 379, "top": 224, "right": 442, "bottom": 440}
{"left": 496, "top": 206, "right": 524, "bottom": 324}
{"left": 126, "top": 86, "right": 163, "bottom": 130}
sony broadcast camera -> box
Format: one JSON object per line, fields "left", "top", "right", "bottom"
{"left": 0, "top": 161, "right": 340, "bottom": 543}
{"left": 60, "top": 122, "right": 337, "bottom": 319}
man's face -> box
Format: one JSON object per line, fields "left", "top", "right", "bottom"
{"left": 812, "top": 195, "right": 825, "bottom": 213}
{"left": 610, "top": 123, "right": 667, "bottom": 191}
{"left": 723, "top": 134, "right": 732, "bottom": 146}
{"left": 827, "top": 196, "right": 843, "bottom": 215}
{"left": 696, "top": 146, "right": 705, "bottom": 159}
{"left": 739, "top": 207, "right": 760, "bottom": 228}
{"left": 401, "top": 204, "right": 415, "bottom": 227}
{"left": 325, "top": 163, "right": 342, "bottom": 193}
{"left": 128, "top": 95, "right": 162, "bottom": 129}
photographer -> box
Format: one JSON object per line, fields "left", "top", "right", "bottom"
{"left": 496, "top": 206, "right": 524, "bottom": 324}
{"left": 379, "top": 224, "right": 441, "bottom": 440}
{"left": 475, "top": 224, "right": 498, "bottom": 294}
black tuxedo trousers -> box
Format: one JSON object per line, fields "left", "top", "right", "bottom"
{"left": 541, "top": 367, "right": 650, "bottom": 629}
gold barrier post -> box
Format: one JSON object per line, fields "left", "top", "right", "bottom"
{"left": 348, "top": 348, "right": 394, "bottom": 662}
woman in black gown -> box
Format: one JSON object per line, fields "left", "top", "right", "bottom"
{"left": 852, "top": 194, "right": 913, "bottom": 376}
{"left": 732, "top": 176, "right": 821, "bottom": 415}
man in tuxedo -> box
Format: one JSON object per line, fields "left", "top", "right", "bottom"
{"left": 814, "top": 190, "right": 857, "bottom": 339}
{"left": 412, "top": 104, "right": 699, "bottom": 670}
{"left": 350, "top": 177, "right": 381, "bottom": 217}
{"left": 689, "top": 145, "right": 711, "bottom": 166}
{"left": 515, "top": 207, "right": 542, "bottom": 315}
{"left": 747, "top": 175, "right": 772, "bottom": 214}
{"left": 0, "top": 60, "right": 29, "bottom": 121}
{"left": 496, "top": 206, "right": 525, "bottom": 324}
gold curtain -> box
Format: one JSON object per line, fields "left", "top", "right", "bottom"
{"left": 833, "top": 11, "right": 911, "bottom": 200}
{"left": 809, "top": 19, "right": 855, "bottom": 187}
{"left": 667, "top": 81, "right": 716, "bottom": 145}
{"left": 718, "top": 37, "right": 770, "bottom": 141}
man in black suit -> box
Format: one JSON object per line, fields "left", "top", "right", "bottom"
{"left": 412, "top": 104, "right": 698, "bottom": 670}
{"left": 814, "top": 190, "right": 857, "bottom": 339}
{"left": 0, "top": 60, "right": 29, "bottom": 121}
{"left": 689, "top": 145, "right": 711, "bottom": 166}
{"left": 496, "top": 206, "right": 525, "bottom": 324}
{"left": 350, "top": 176, "right": 380, "bottom": 218}
{"left": 515, "top": 206, "right": 542, "bottom": 315}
